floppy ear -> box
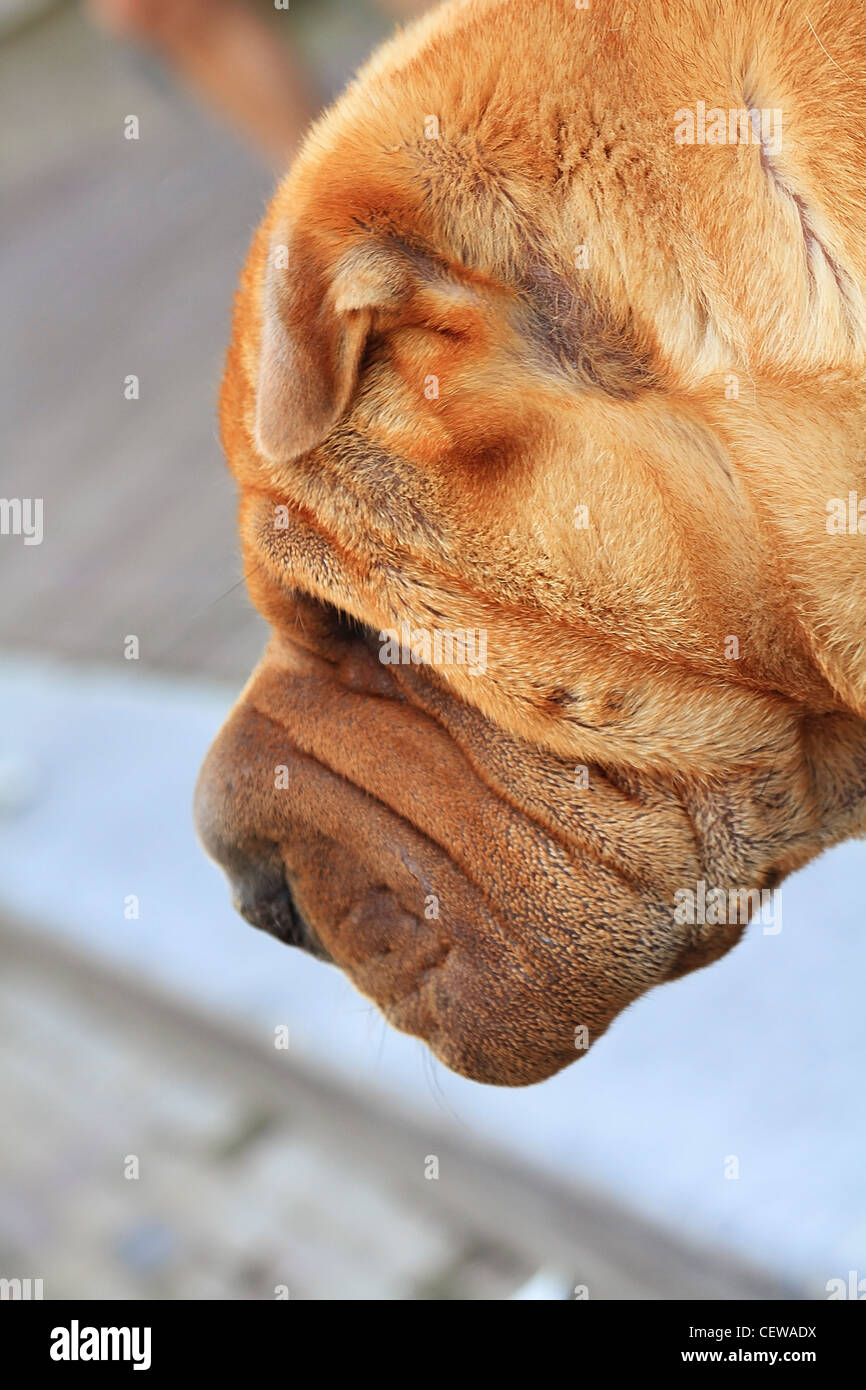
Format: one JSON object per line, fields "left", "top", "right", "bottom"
{"left": 254, "top": 230, "right": 406, "bottom": 464}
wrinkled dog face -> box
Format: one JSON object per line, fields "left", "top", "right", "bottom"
{"left": 195, "top": 0, "right": 866, "bottom": 1084}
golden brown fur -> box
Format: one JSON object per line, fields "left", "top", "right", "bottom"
{"left": 195, "top": 0, "right": 866, "bottom": 1084}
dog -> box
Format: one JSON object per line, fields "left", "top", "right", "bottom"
{"left": 194, "top": 0, "right": 866, "bottom": 1085}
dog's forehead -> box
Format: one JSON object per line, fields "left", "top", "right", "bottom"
{"left": 220, "top": 0, "right": 866, "bottom": 746}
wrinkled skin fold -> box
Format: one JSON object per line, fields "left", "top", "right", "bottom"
{"left": 195, "top": 0, "right": 866, "bottom": 1085}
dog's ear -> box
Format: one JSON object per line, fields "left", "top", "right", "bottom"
{"left": 254, "top": 230, "right": 406, "bottom": 464}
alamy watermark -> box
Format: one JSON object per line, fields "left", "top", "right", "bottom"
{"left": 0, "top": 1276, "right": 43, "bottom": 1299}
{"left": 826, "top": 492, "right": 866, "bottom": 535}
{"left": 674, "top": 102, "right": 783, "bottom": 156}
{"left": 379, "top": 622, "right": 487, "bottom": 677}
{"left": 826, "top": 1270, "right": 866, "bottom": 1299}
{"left": 674, "top": 879, "right": 782, "bottom": 935}
{"left": 0, "top": 497, "right": 43, "bottom": 545}
{"left": 50, "top": 1321, "right": 151, "bottom": 1371}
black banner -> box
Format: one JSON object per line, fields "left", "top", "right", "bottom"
{"left": 1, "top": 1298, "right": 862, "bottom": 1374}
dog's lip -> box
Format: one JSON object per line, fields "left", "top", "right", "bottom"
{"left": 271, "top": 616, "right": 407, "bottom": 703}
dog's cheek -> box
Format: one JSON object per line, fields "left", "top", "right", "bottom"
{"left": 279, "top": 814, "right": 584, "bottom": 1086}
{"left": 219, "top": 741, "right": 643, "bottom": 1087}
{"left": 400, "top": 909, "right": 684, "bottom": 1088}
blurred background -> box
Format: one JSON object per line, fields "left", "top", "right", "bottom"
{"left": 1, "top": 0, "right": 864, "bottom": 1301}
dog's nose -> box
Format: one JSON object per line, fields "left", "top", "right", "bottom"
{"left": 194, "top": 770, "right": 330, "bottom": 960}
{"left": 231, "top": 861, "right": 304, "bottom": 947}
{"left": 226, "top": 856, "right": 331, "bottom": 961}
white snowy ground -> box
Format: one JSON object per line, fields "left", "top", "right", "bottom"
{"left": 0, "top": 654, "right": 863, "bottom": 1296}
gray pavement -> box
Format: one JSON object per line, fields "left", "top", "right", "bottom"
{"left": 0, "top": 924, "right": 514, "bottom": 1299}
{"left": 0, "top": 914, "right": 790, "bottom": 1300}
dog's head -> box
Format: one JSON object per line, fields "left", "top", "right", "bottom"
{"left": 196, "top": 0, "right": 866, "bottom": 1085}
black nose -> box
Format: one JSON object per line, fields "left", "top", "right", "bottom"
{"left": 229, "top": 860, "right": 330, "bottom": 961}
{"left": 193, "top": 773, "right": 330, "bottom": 961}
{"left": 232, "top": 864, "right": 301, "bottom": 944}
